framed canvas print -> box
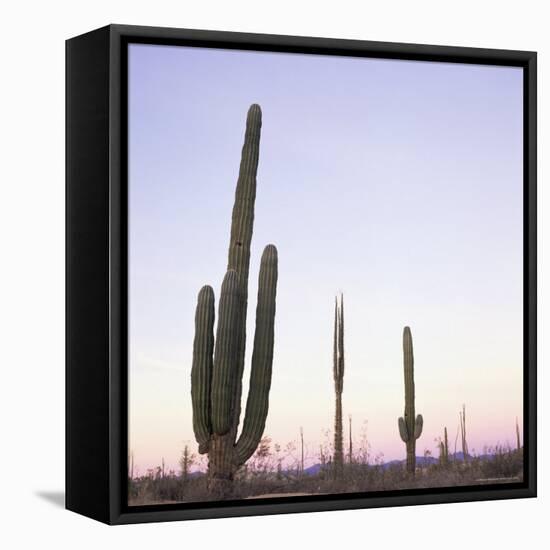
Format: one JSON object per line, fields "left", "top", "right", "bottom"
{"left": 66, "top": 24, "right": 537, "bottom": 525}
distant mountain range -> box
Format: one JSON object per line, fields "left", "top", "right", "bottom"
{"left": 177, "top": 451, "right": 499, "bottom": 479}
{"left": 300, "top": 452, "right": 495, "bottom": 475}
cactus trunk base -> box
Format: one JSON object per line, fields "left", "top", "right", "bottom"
{"left": 208, "top": 477, "right": 233, "bottom": 500}
{"left": 333, "top": 392, "right": 344, "bottom": 479}
{"left": 406, "top": 441, "right": 415, "bottom": 475}
{"left": 207, "top": 434, "right": 236, "bottom": 499}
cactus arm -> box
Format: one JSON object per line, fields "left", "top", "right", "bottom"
{"left": 211, "top": 270, "right": 240, "bottom": 435}
{"left": 191, "top": 285, "right": 215, "bottom": 452}
{"left": 398, "top": 416, "right": 409, "bottom": 442}
{"left": 227, "top": 104, "right": 261, "bottom": 277}
{"left": 414, "top": 414, "right": 423, "bottom": 439}
{"left": 234, "top": 245, "right": 278, "bottom": 465}
{"left": 227, "top": 104, "right": 263, "bottom": 432}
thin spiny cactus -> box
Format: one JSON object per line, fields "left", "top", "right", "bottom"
{"left": 333, "top": 294, "right": 345, "bottom": 478}
{"left": 300, "top": 427, "right": 304, "bottom": 475}
{"left": 459, "top": 404, "right": 468, "bottom": 461}
{"left": 129, "top": 451, "right": 134, "bottom": 481}
{"left": 348, "top": 414, "right": 353, "bottom": 464}
{"left": 438, "top": 441, "right": 445, "bottom": 465}
{"left": 439, "top": 427, "right": 449, "bottom": 466}
{"left": 444, "top": 426, "right": 449, "bottom": 464}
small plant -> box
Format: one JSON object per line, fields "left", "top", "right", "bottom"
{"left": 479, "top": 445, "right": 523, "bottom": 479}
{"left": 179, "top": 445, "right": 195, "bottom": 484}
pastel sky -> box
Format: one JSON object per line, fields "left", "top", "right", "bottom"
{"left": 128, "top": 43, "right": 524, "bottom": 474}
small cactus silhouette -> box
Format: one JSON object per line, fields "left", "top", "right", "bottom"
{"left": 398, "top": 326, "right": 423, "bottom": 475}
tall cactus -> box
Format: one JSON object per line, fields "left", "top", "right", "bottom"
{"left": 398, "top": 326, "right": 423, "bottom": 475}
{"left": 190, "top": 105, "right": 278, "bottom": 497}
{"left": 333, "top": 294, "right": 345, "bottom": 478}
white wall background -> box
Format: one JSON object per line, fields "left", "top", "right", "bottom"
{"left": 0, "top": 0, "right": 546, "bottom": 547}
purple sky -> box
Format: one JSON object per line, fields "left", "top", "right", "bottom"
{"left": 128, "top": 43, "right": 523, "bottom": 473}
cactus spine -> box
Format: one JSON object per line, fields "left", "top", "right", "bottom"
{"left": 333, "top": 294, "right": 345, "bottom": 478}
{"left": 190, "top": 105, "right": 278, "bottom": 497}
{"left": 398, "top": 326, "right": 423, "bottom": 475}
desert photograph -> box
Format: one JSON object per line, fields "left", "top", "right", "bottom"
{"left": 127, "top": 44, "right": 524, "bottom": 505}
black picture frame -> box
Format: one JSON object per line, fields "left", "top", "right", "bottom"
{"left": 66, "top": 23, "right": 537, "bottom": 525}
